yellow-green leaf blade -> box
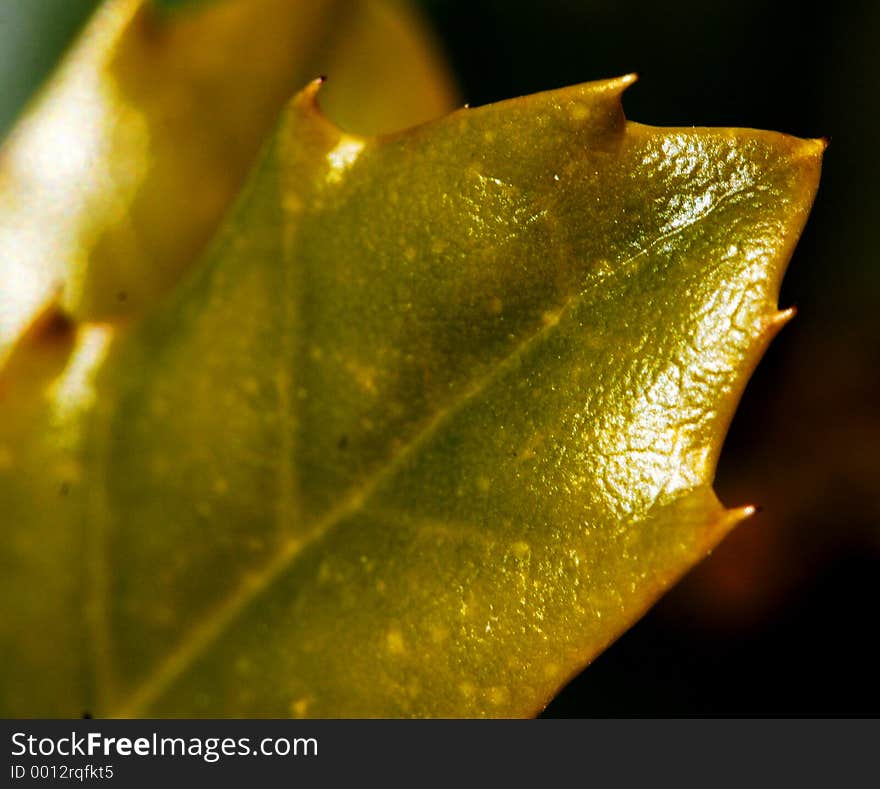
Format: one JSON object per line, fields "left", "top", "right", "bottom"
{"left": 0, "top": 77, "right": 822, "bottom": 717}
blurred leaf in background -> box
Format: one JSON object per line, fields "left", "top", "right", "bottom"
{"left": 0, "top": 0, "right": 455, "bottom": 363}
{"left": 0, "top": 0, "right": 456, "bottom": 716}
{"left": 0, "top": 1, "right": 100, "bottom": 139}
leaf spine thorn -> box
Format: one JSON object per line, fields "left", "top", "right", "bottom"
{"left": 765, "top": 306, "right": 797, "bottom": 334}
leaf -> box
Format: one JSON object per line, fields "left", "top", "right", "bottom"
{"left": 0, "top": 0, "right": 456, "bottom": 365}
{"left": 0, "top": 75, "right": 822, "bottom": 717}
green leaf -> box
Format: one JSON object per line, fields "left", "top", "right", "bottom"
{"left": 0, "top": 75, "right": 822, "bottom": 717}
{"left": 0, "top": 0, "right": 456, "bottom": 364}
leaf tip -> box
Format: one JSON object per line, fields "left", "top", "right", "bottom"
{"left": 302, "top": 75, "right": 327, "bottom": 103}
{"left": 705, "top": 503, "right": 760, "bottom": 548}
{"left": 0, "top": 297, "right": 78, "bottom": 395}
{"left": 595, "top": 72, "right": 638, "bottom": 99}
{"left": 792, "top": 135, "right": 828, "bottom": 164}
{"left": 1, "top": 293, "right": 73, "bottom": 368}
{"left": 763, "top": 306, "right": 797, "bottom": 338}
{"left": 726, "top": 503, "right": 759, "bottom": 528}
{"left": 284, "top": 76, "right": 350, "bottom": 141}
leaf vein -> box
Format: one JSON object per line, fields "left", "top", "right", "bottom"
{"left": 112, "top": 176, "right": 751, "bottom": 716}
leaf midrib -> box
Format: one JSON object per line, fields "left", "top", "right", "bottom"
{"left": 111, "top": 165, "right": 749, "bottom": 718}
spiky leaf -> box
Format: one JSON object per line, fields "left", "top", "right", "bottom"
{"left": 0, "top": 74, "right": 822, "bottom": 717}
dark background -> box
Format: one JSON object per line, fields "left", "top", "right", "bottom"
{"left": 2, "top": 0, "right": 878, "bottom": 716}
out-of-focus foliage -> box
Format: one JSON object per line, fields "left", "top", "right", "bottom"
{"left": 0, "top": 1, "right": 99, "bottom": 139}
{"left": 0, "top": 0, "right": 455, "bottom": 365}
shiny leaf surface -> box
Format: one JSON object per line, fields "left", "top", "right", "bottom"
{"left": 0, "top": 74, "right": 822, "bottom": 717}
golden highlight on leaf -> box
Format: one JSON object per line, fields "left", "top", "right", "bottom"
{"left": 0, "top": 66, "right": 822, "bottom": 717}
